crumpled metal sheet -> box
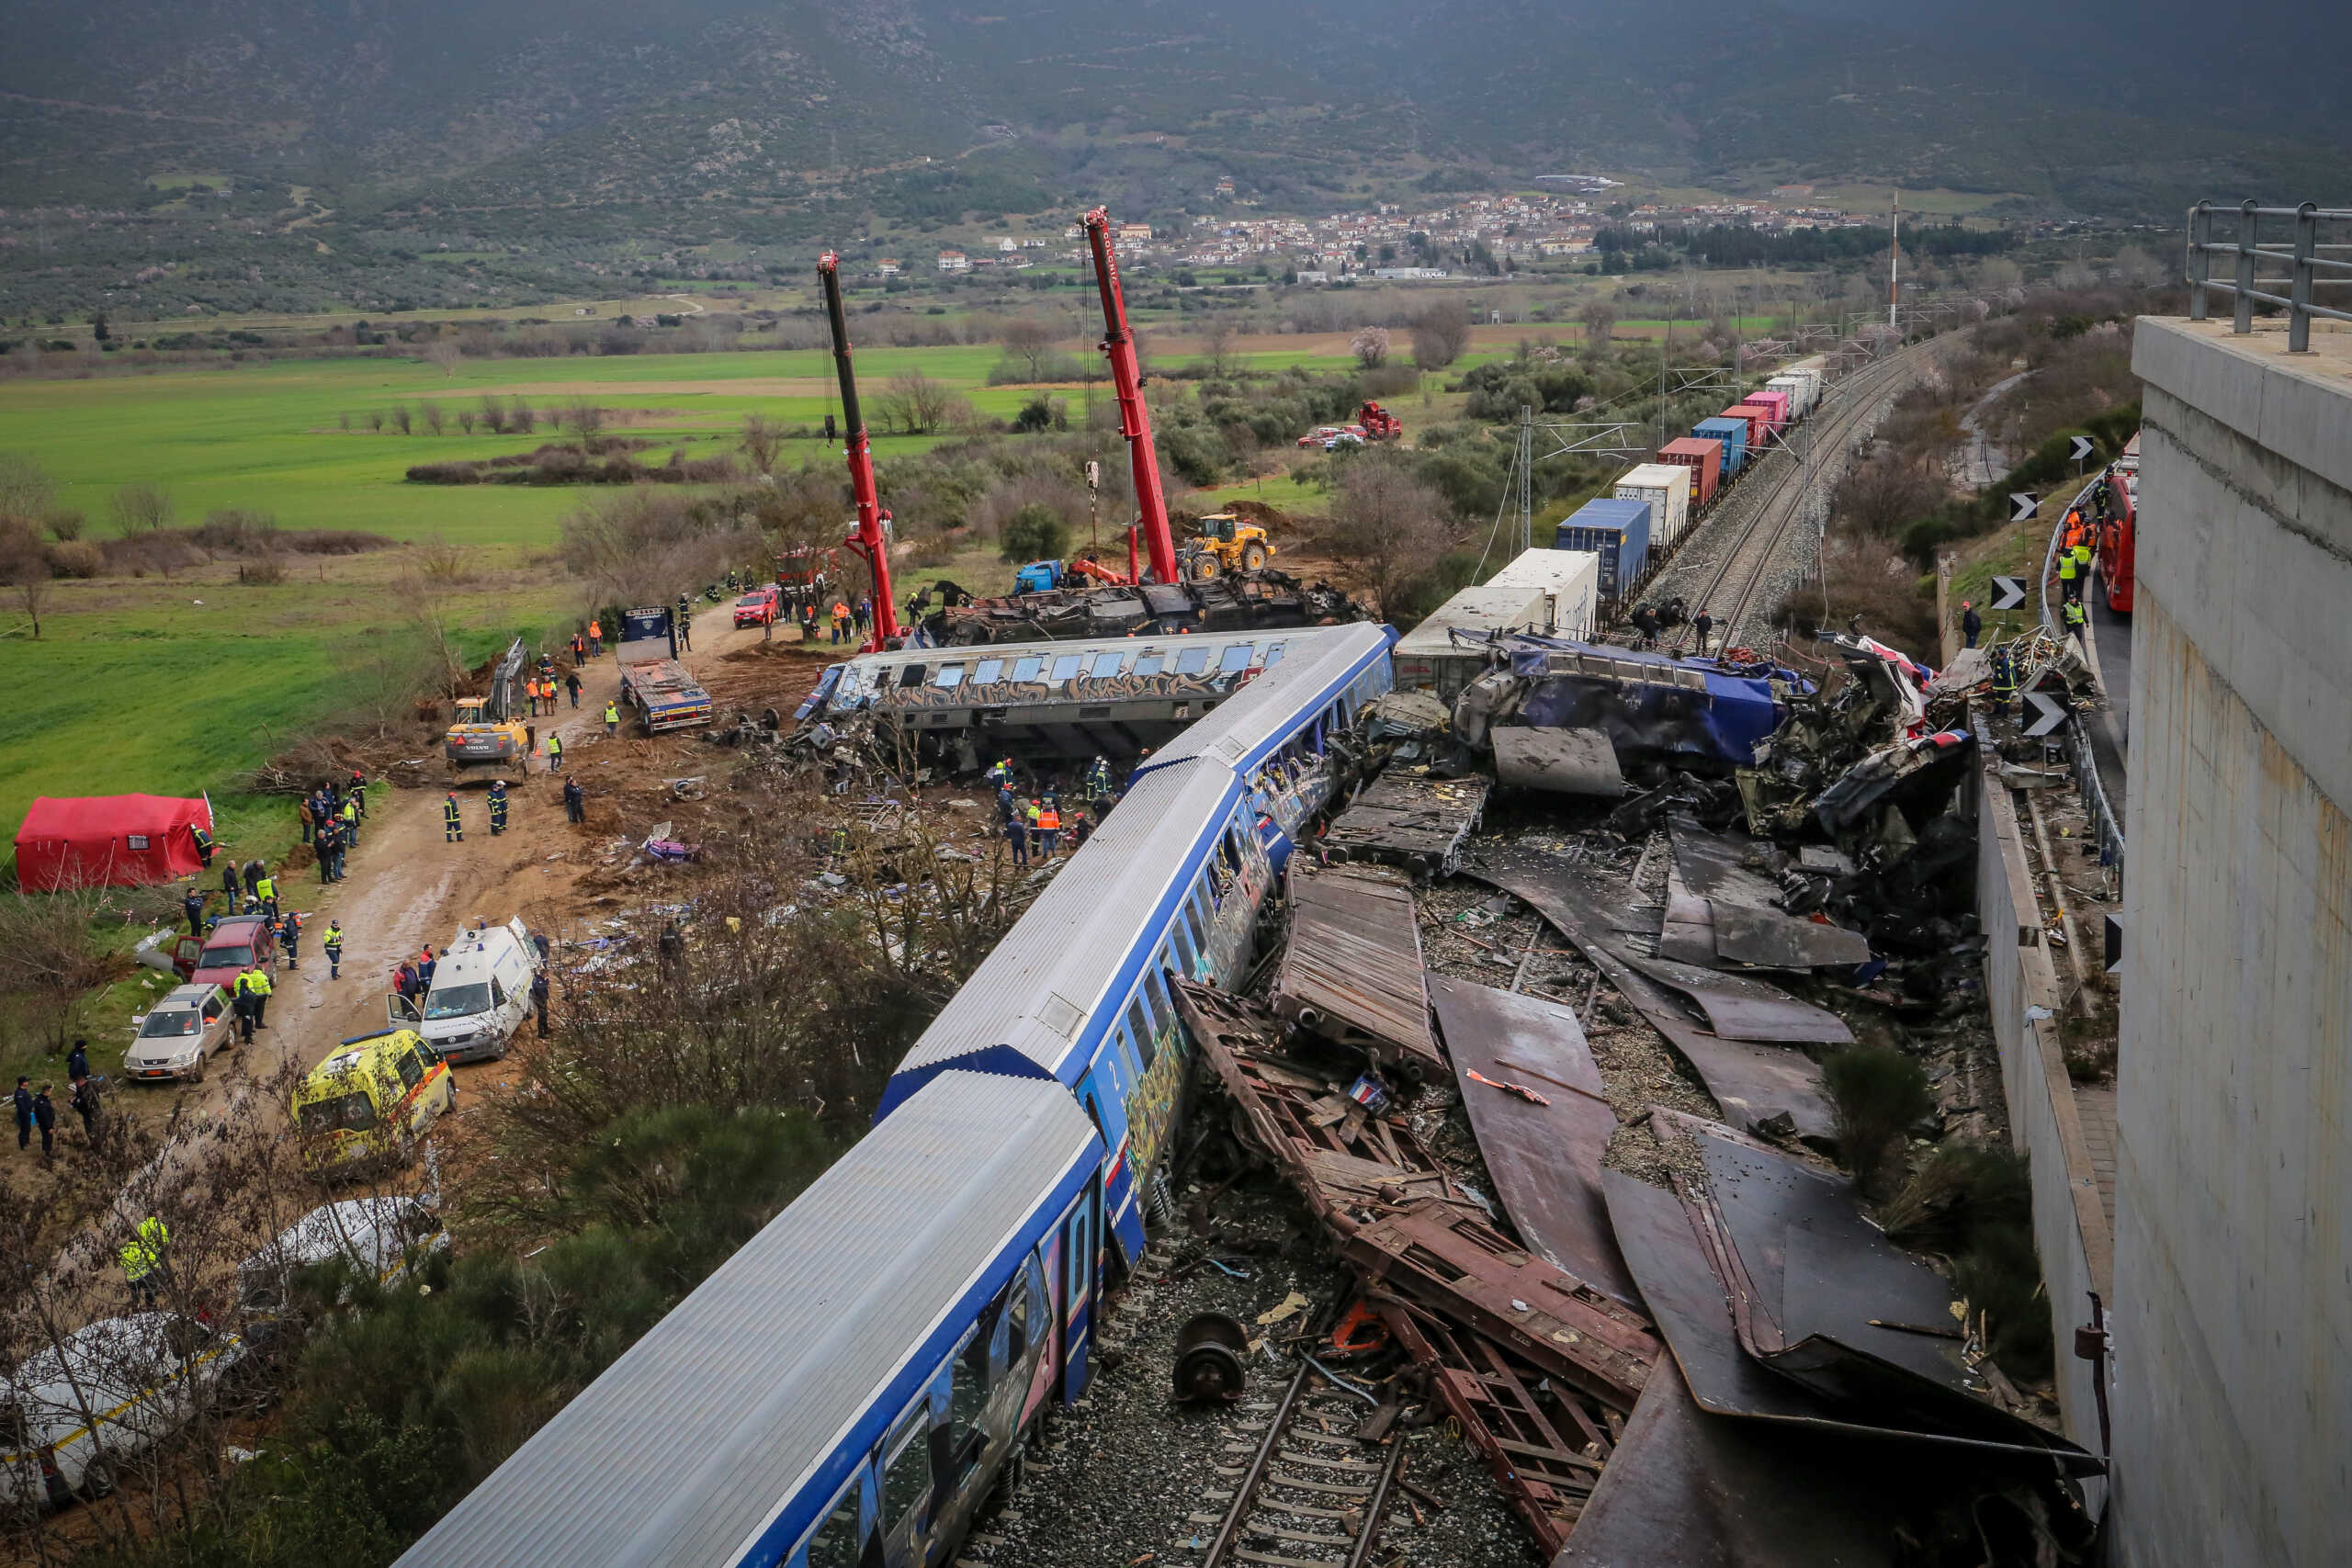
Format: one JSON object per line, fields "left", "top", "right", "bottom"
{"left": 1490, "top": 727, "right": 1627, "bottom": 797}
{"left": 1614, "top": 950, "right": 1855, "bottom": 1046}
{"left": 1325, "top": 771, "right": 1490, "bottom": 874}
{"left": 1429, "top": 976, "right": 1639, "bottom": 1305}
{"left": 1473, "top": 866, "right": 1836, "bottom": 1145}
{"left": 1602, "top": 1166, "right": 2102, "bottom": 1475}
{"left": 1668, "top": 816, "right": 1871, "bottom": 970}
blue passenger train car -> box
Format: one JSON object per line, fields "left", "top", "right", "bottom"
{"left": 395, "top": 1072, "right": 1102, "bottom": 1568}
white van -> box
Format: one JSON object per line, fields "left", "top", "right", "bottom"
{"left": 237, "top": 1195, "right": 447, "bottom": 1323}
{"left": 0, "top": 1314, "right": 246, "bottom": 1508}
{"left": 396, "top": 918, "right": 541, "bottom": 1064}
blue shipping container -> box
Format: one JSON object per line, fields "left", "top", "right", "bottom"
{"left": 1693, "top": 416, "right": 1749, "bottom": 477}
{"left": 1555, "top": 498, "right": 1651, "bottom": 599}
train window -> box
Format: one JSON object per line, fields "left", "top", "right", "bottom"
{"left": 1175, "top": 645, "right": 1212, "bottom": 676}
{"left": 1145, "top": 964, "right": 1175, "bottom": 1028}
{"left": 1170, "top": 917, "right": 1198, "bottom": 980}
{"left": 1184, "top": 898, "right": 1209, "bottom": 958}
{"left": 973, "top": 658, "right": 1004, "bottom": 684}
{"left": 882, "top": 1409, "right": 931, "bottom": 1534}
{"left": 801, "top": 1481, "right": 867, "bottom": 1568}
{"left": 1089, "top": 650, "right": 1125, "bottom": 678}
{"left": 950, "top": 1325, "right": 988, "bottom": 1468}
{"left": 933, "top": 664, "right": 966, "bottom": 689}
{"left": 1050, "top": 653, "right": 1084, "bottom": 682}
{"left": 1264, "top": 642, "right": 1285, "bottom": 667}
{"left": 1012, "top": 656, "right": 1044, "bottom": 682}
{"left": 1124, "top": 999, "right": 1153, "bottom": 1072}
{"left": 1218, "top": 642, "right": 1254, "bottom": 673}
{"left": 1069, "top": 1211, "right": 1090, "bottom": 1303}
{"left": 1135, "top": 650, "right": 1165, "bottom": 677}
{"left": 897, "top": 664, "right": 927, "bottom": 689}
{"left": 1006, "top": 1271, "right": 1030, "bottom": 1362}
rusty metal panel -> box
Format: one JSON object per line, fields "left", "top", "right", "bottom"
{"left": 1273, "top": 866, "right": 1442, "bottom": 1074}
{"left": 1614, "top": 950, "right": 1856, "bottom": 1046}
{"left": 1428, "top": 976, "right": 1639, "bottom": 1307}
{"left": 1374, "top": 1300, "right": 1602, "bottom": 1559}
{"left": 1670, "top": 817, "right": 1872, "bottom": 969}
{"left": 1340, "top": 1200, "right": 1655, "bottom": 1411}
{"left": 1324, "top": 772, "right": 1490, "bottom": 874}
{"left": 1473, "top": 867, "right": 1836, "bottom": 1145}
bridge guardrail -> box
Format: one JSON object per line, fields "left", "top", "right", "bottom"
{"left": 2187, "top": 201, "right": 2352, "bottom": 354}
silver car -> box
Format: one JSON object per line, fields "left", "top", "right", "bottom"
{"left": 125, "top": 983, "right": 234, "bottom": 1083}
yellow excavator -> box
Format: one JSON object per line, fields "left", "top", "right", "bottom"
{"left": 445, "top": 638, "right": 533, "bottom": 784}
{"left": 1182, "top": 513, "right": 1275, "bottom": 581}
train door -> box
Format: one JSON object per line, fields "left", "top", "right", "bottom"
{"left": 1059, "top": 1179, "right": 1100, "bottom": 1405}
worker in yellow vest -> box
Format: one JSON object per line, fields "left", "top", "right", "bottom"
{"left": 605, "top": 701, "right": 620, "bottom": 738}
{"left": 121, "top": 1215, "right": 169, "bottom": 1308}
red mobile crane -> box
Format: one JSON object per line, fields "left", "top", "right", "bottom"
{"left": 1083, "top": 209, "right": 1181, "bottom": 586}
{"left": 818, "top": 253, "right": 900, "bottom": 651}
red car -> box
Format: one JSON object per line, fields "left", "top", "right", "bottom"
{"left": 175, "top": 915, "right": 278, "bottom": 991}
{"left": 732, "top": 584, "right": 782, "bottom": 627}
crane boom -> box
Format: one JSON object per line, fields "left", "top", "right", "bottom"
{"left": 819, "top": 253, "right": 901, "bottom": 650}
{"left": 1083, "top": 209, "right": 1181, "bottom": 585}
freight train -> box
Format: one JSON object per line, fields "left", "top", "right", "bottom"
{"left": 390, "top": 622, "right": 1397, "bottom": 1568}
{"left": 1555, "top": 355, "right": 1830, "bottom": 613}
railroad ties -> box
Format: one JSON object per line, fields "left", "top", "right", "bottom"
{"left": 1182, "top": 1360, "right": 1407, "bottom": 1568}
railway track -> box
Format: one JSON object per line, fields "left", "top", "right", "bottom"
{"left": 1185, "top": 1360, "right": 1407, "bottom": 1568}
{"left": 1688, "top": 341, "right": 1941, "bottom": 641}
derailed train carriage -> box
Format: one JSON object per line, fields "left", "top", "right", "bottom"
{"left": 396, "top": 623, "right": 1397, "bottom": 1568}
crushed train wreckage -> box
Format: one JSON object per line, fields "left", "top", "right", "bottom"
{"left": 917, "top": 566, "right": 1361, "bottom": 646}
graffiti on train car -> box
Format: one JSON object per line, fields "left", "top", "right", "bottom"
{"left": 1123, "top": 1019, "right": 1188, "bottom": 1188}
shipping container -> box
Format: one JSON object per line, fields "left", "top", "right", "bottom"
{"left": 1554, "top": 498, "right": 1651, "bottom": 600}
{"left": 1658, "top": 437, "right": 1724, "bottom": 505}
{"left": 1614, "top": 462, "right": 1691, "bottom": 551}
{"left": 1396, "top": 548, "right": 1601, "bottom": 699}
{"left": 1693, "top": 416, "right": 1749, "bottom": 477}
{"left": 1746, "top": 389, "right": 1791, "bottom": 432}
{"left": 1765, "top": 369, "right": 1819, "bottom": 419}
{"left": 1724, "top": 403, "right": 1772, "bottom": 451}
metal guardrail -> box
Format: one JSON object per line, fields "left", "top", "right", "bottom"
{"left": 2187, "top": 201, "right": 2352, "bottom": 353}
{"left": 2038, "top": 478, "right": 2128, "bottom": 876}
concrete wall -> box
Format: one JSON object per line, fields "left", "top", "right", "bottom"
{"left": 1968, "top": 726, "right": 2111, "bottom": 1451}
{"left": 2112, "top": 320, "right": 2352, "bottom": 1568}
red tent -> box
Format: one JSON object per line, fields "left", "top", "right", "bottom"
{"left": 13, "top": 795, "right": 214, "bottom": 892}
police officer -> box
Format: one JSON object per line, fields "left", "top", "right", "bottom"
{"left": 563, "top": 776, "right": 585, "bottom": 824}
{"left": 322, "top": 919, "right": 345, "bottom": 980}
{"left": 443, "top": 791, "right": 464, "bottom": 844}
{"left": 489, "top": 779, "right": 510, "bottom": 837}
{"left": 184, "top": 888, "right": 207, "bottom": 938}
{"left": 314, "top": 815, "right": 339, "bottom": 884}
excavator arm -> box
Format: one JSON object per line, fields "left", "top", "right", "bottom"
{"left": 819, "top": 254, "right": 901, "bottom": 650}
{"left": 1083, "top": 209, "right": 1182, "bottom": 586}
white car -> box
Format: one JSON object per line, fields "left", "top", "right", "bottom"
{"left": 125, "top": 983, "right": 235, "bottom": 1083}
{"left": 0, "top": 1314, "right": 246, "bottom": 1509}
{"left": 237, "top": 1195, "right": 447, "bottom": 1323}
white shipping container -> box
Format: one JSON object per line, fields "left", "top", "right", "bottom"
{"left": 1482, "top": 548, "right": 1600, "bottom": 641}
{"left": 1394, "top": 549, "right": 1600, "bottom": 700}
{"left": 1615, "top": 463, "right": 1692, "bottom": 550}
{"left": 1767, "top": 367, "right": 1821, "bottom": 418}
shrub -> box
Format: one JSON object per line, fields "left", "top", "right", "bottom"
{"left": 42, "top": 539, "right": 103, "bottom": 577}
{"left": 1822, "top": 1044, "right": 1934, "bottom": 1199}
{"left": 999, "top": 502, "right": 1069, "bottom": 563}
{"left": 46, "top": 511, "right": 83, "bottom": 542}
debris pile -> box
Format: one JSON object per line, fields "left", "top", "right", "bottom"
{"left": 921, "top": 568, "right": 1361, "bottom": 645}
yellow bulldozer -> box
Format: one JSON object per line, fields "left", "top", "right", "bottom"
{"left": 1182, "top": 513, "right": 1275, "bottom": 581}
{"left": 445, "top": 639, "right": 534, "bottom": 784}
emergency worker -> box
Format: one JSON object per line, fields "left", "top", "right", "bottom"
{"left": 444, "top": 792, "right": 465, "bottom": 844}
{"left": 489, "top": 779, "right": 510, "bottom": 837}
{"left": 121, "top": 1216, "right": 169, "bottom": 1309}
{"left": 323, "top": 919, "right": 345, "bottom": 980}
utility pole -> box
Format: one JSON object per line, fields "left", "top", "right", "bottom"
{"left": 1516, "top": 405, "right": 1534, "bottom": 557}
{"left": 1888, "top": 193, "right": 1901, "bottom": 339}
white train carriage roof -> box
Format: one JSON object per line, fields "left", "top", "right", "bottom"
{"left": 1131, "top": 621, "right": 1394, "bottom": 778}
{"left": 887, "top": 759, "right": 1243, "bottom": 1100}
{"left": 820, "top": 626, "right": 1279, "bottom": 716}
{"left": 393, "top": 1071, "right": 1099, "bottom": 1568}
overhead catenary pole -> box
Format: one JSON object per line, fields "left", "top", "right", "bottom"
{"left": 818, "top": 253, "right": 900, "bottom": 650}
{"left": 1889, "top": 194, "right": 1901, "bottom": 338}
{"left": 1083, "top": 208, "right": 1182, "bottom": 586}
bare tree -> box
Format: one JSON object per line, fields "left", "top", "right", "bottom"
{"left": 110, "top": 482, "right": 175, "bottom": 536}
{"left": 458, "top": 410, "right": 478, "bottom": 436}
{"left": 560, "top": 489, "right": 763, "bottom": 610}
{"left": 1325, "top": 452, "right": 1452, "bottom": 619}
{"left": 390, "top": 404, "right": 413, "bottom": 435}
{"left": 0, "top": 452, "right": 55, "bottom": 521}
{"left": 0, "top": 516, "right": 51, "bottom": 638}
{"left": 1201, "top": 319, "right": 1239, "bottom": 378}
{"left": 566, "top": 400, "right": 606, "bottom": 445}
{"left": 1000, "top": 319, "right": 1059, "bottom": 381}
{"left": 420, "top": 400, "right": 447, "bottom": 436}
{"left": 1579, "top": 297, "right": 1618, "bottom": 352}
{"left": 1410, "top": 303, "right": 1471, "bottom": 371}
{"left": 1351, "top": 325, "right": 1391, "bottom": 368}
{"left": 423, "top": 339, "right": 464, "bottom": 377}
{"left": 479, "top": 394, "right": 510, "bottom": 434}
{"left": 1833, "top": 450, "right": 1942, "bottom": 538}
{"left": 739, "top": 413, "right": 785, "bottom": 475}
{"left": 877, "top": 372, "right": 962, "bottom": 435}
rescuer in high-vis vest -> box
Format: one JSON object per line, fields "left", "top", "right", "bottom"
{"left": 121, "top": 1215, "right": 169, "bottom": 1308}
{"left": 2069, "top": 538, "right": 2094, "bottom": 601}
